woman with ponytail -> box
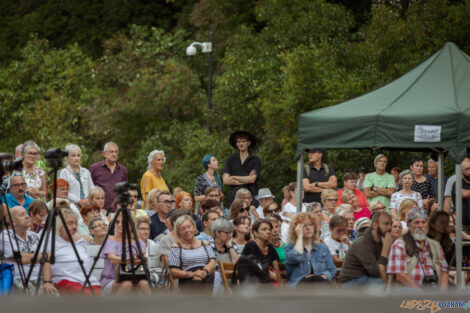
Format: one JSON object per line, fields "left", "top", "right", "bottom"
{"left": 194, "top": 155, "right": 222, "bottom": 203}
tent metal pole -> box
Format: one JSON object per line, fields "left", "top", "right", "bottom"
{"left": 438, "top": 151, "right": 444, "bottom": 210}
{"left": 455, "top": 163, "right": 463, "bottom": 289}
{"left": 296, "top": 154, "right": 303, "bottom": 214}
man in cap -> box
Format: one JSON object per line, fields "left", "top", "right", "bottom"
{"left": 223, "top": 130, "right": 261, "bottom": 207}
{"left": 302, "top": 148, "right": 337, "bottom": 204}
{"left": 387, "top": 207, "right": 448, "bottom": 291}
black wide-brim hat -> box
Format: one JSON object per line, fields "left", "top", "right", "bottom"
{"left": 229, "top": 130, "right": 257, "bottom": 149}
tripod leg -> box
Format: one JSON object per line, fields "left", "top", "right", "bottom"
{"left": 1, "top": 196, "right": 28, "bottom": 290}
{"left": 55, "top": 208, "right": 95, "bottom": 295}
{"left": 80, "top": 208, "right": 122, "bottom": 294}
{"left": 125, "top": 209, "right": 151, "bottom": 286}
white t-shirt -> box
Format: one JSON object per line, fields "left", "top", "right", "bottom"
{"left": 390, "top": 191, "right": 423, "bottom": 212}
{"left": 282, "top": 202, "right": 307, "bottom": 221}
{"left": 324, "top": 236, "right": 349, "bottom": 260}
{"left": 47, "top": 236, "right": 100, "bottom": 286}
{"left": 0, "top": 230, "right": 41, "bottom": 281}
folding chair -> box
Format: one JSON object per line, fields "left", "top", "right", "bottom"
{"left": 161, "top": 255, "right": 178, "bottom": 292}
{"left": 218, "top": 261, "right": 235, "bottom": 294}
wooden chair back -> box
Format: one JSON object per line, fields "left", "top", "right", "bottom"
{"left": 161, "top": 254, "right": 178, "bottom": 292}
{"left": 218, "top": 261, "right": 235, "bottom": 293}
{"left": 272, "top": 260, "right": 286, "bottom": 290}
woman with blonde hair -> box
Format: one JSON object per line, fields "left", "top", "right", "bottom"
{"left": 397, "top": 198, "right": 418, "bottom": 229}
{"left": 169, "top": 215, "right": 222, "bottom": 294}
{"left": 144, "top": 188, "right": 161, "bottom": 217}
{"left": 88, "top": 186, "right": 106, "bottom": 219}
{"left": 321, "top": 189, "right": 338, "bottom": 218}
{"left": 285, "top": 213, "right": 336, "bottom": 287}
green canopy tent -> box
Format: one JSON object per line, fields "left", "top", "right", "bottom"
{"left": 295, "top": 42, "right": 470, "bottom": 288}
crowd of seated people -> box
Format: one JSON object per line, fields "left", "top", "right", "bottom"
{"left": 1, "top": 139, "right": 470, "bottom": 296}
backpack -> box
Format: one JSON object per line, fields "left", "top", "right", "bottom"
{"left": 304, "top": 163, "right": 329, "bottom": 178}
{"left": 231, "top": 255, "right": 271, "bottom": 285}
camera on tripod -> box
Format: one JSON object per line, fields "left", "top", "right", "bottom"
{"left": 0, "top": 153, "right": 23, "bottom": 179}
{"left": 44, "top": 148, "right": 68, "bottom": 169}
{"left": 114, "top": 182, "right": 137, "bottom": 193}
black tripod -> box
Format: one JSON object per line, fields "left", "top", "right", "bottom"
{"left": 1, "top": 189, "right": 30, "bottom": 293}
{"left": 1, "top": 155, "right": 33, "bottom": 294}
{"left": 82, "top": 182, "right": 151, "bottom": 293}
{"left": 24, "top": 148, "right": 95, "bottom": 295}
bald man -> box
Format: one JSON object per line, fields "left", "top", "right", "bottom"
{"left": 1, "top": 206, "right": 41, "bottom": 290}
{"left": 452, "top": 157, "right": 470, "bottom": 232}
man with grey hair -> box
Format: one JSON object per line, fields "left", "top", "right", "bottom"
{"left": 363, "top": 154, "right": 396, "bottom": 213}
{"left": 89, "top": 142, "right": 128, "bottom": 213}
{"left": 425, "top": 158, "right": 447, "bottom": 200}
{"left": 211, "top": 218, "right": 239, "bottom": 263}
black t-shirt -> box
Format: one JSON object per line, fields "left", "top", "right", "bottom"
{"left": 302, "top": 163, "right": 335, "bottom": 203}
{"left": 451, "top": 179, "right": 470, "bottom": 226}
{"left": 222, "top": 153, "right": 261, "bottom": 207}
{"left": 241, "top": 240, "right": 280, "bottom": 268}
{"left": 150, "top": 214, "right": 167, "bottom": 240}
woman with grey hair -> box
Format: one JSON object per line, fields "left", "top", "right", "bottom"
{"left": 21, "top": 140, "right": 47, "bottom": 201}
{"left": 211, "top": 218, "right": 239, "bottom": 263}
{"left": 140, "top": 149, "right": 169, "bottom": 210}
{"left": 390, "top": 169, "right": 423, "bottom": 218}
{"left": 42, "top": 208, "right": 101, "bottom": 295}
{"left": 58, "top": 143, "right": 94, "bottom": 207}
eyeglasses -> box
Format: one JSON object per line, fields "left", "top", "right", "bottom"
{"left": 239, "top": 208, "right": 249, "bottom": 213}
{"left": 11, "top": 183, "right": 27, "bottom": 188}
{"left": 326, "top": 198, "right": 338, "bottom": 202}
{"left": 374, "top": 206, "right": 386, "bottom": 211}
{"left": 92, "top": 223, "right": 106, "bottom": 229}
{"left": 138, "top": 227, "right": 150, "bottom": 232}
{"left": 160, "top": 200, "right": 174, "bottom": 205}
{"left": 83, "top": 201, "right": 97, "bottom": 207}
{"left": 26, "top": 152, "right": 39, "bottom": 156}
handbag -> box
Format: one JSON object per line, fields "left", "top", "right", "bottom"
{"left": 115, "top": 263, "right": 147, "bottom": 282}
{"left": 177, "top": 243, "right": 215, "bottom": 292}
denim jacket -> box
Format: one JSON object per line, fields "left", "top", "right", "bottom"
{"left": 285, "top": 242, "right": 337, "bottom": 288}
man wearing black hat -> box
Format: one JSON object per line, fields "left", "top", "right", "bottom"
{"left": 302, "top": 148, "right": 337, "bottom": 204}
{"left": 223, "top": 130, "right": 261, "bottom": 207}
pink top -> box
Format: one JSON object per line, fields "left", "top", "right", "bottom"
{"left": 353, "top": 207, "right": 371, "bottom": 220}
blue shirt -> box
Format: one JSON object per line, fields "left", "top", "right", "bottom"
{"left": 195, "top": 231, "right": 213, "bottom": 243}
{"left": 2, "top": 193, "right": 35, "bottom": 212}
{"left": 285, "top": 242, "right": 337, "bottom": 288}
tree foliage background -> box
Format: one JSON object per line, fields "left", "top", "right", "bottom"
{"left": 1, "top": 0, "right": 469, "bottom": 199}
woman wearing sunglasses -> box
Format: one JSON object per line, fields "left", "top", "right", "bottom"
{"left": 229, "top": 199, "right": 250, "bottom": 220}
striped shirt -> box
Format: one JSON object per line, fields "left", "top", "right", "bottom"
{"left": 168, "top": 244, "right": 216, "bottom": 270}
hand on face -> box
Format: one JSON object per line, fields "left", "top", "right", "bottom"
{"left": 295, "top": 224, "right": 304, "bottom": 238}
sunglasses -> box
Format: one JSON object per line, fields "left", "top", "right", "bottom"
{"left": 239, "top": 208, "right": 250, "bottom": 213}
{"left": 326, "top": 198, "right": 338, "bottom": 202}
